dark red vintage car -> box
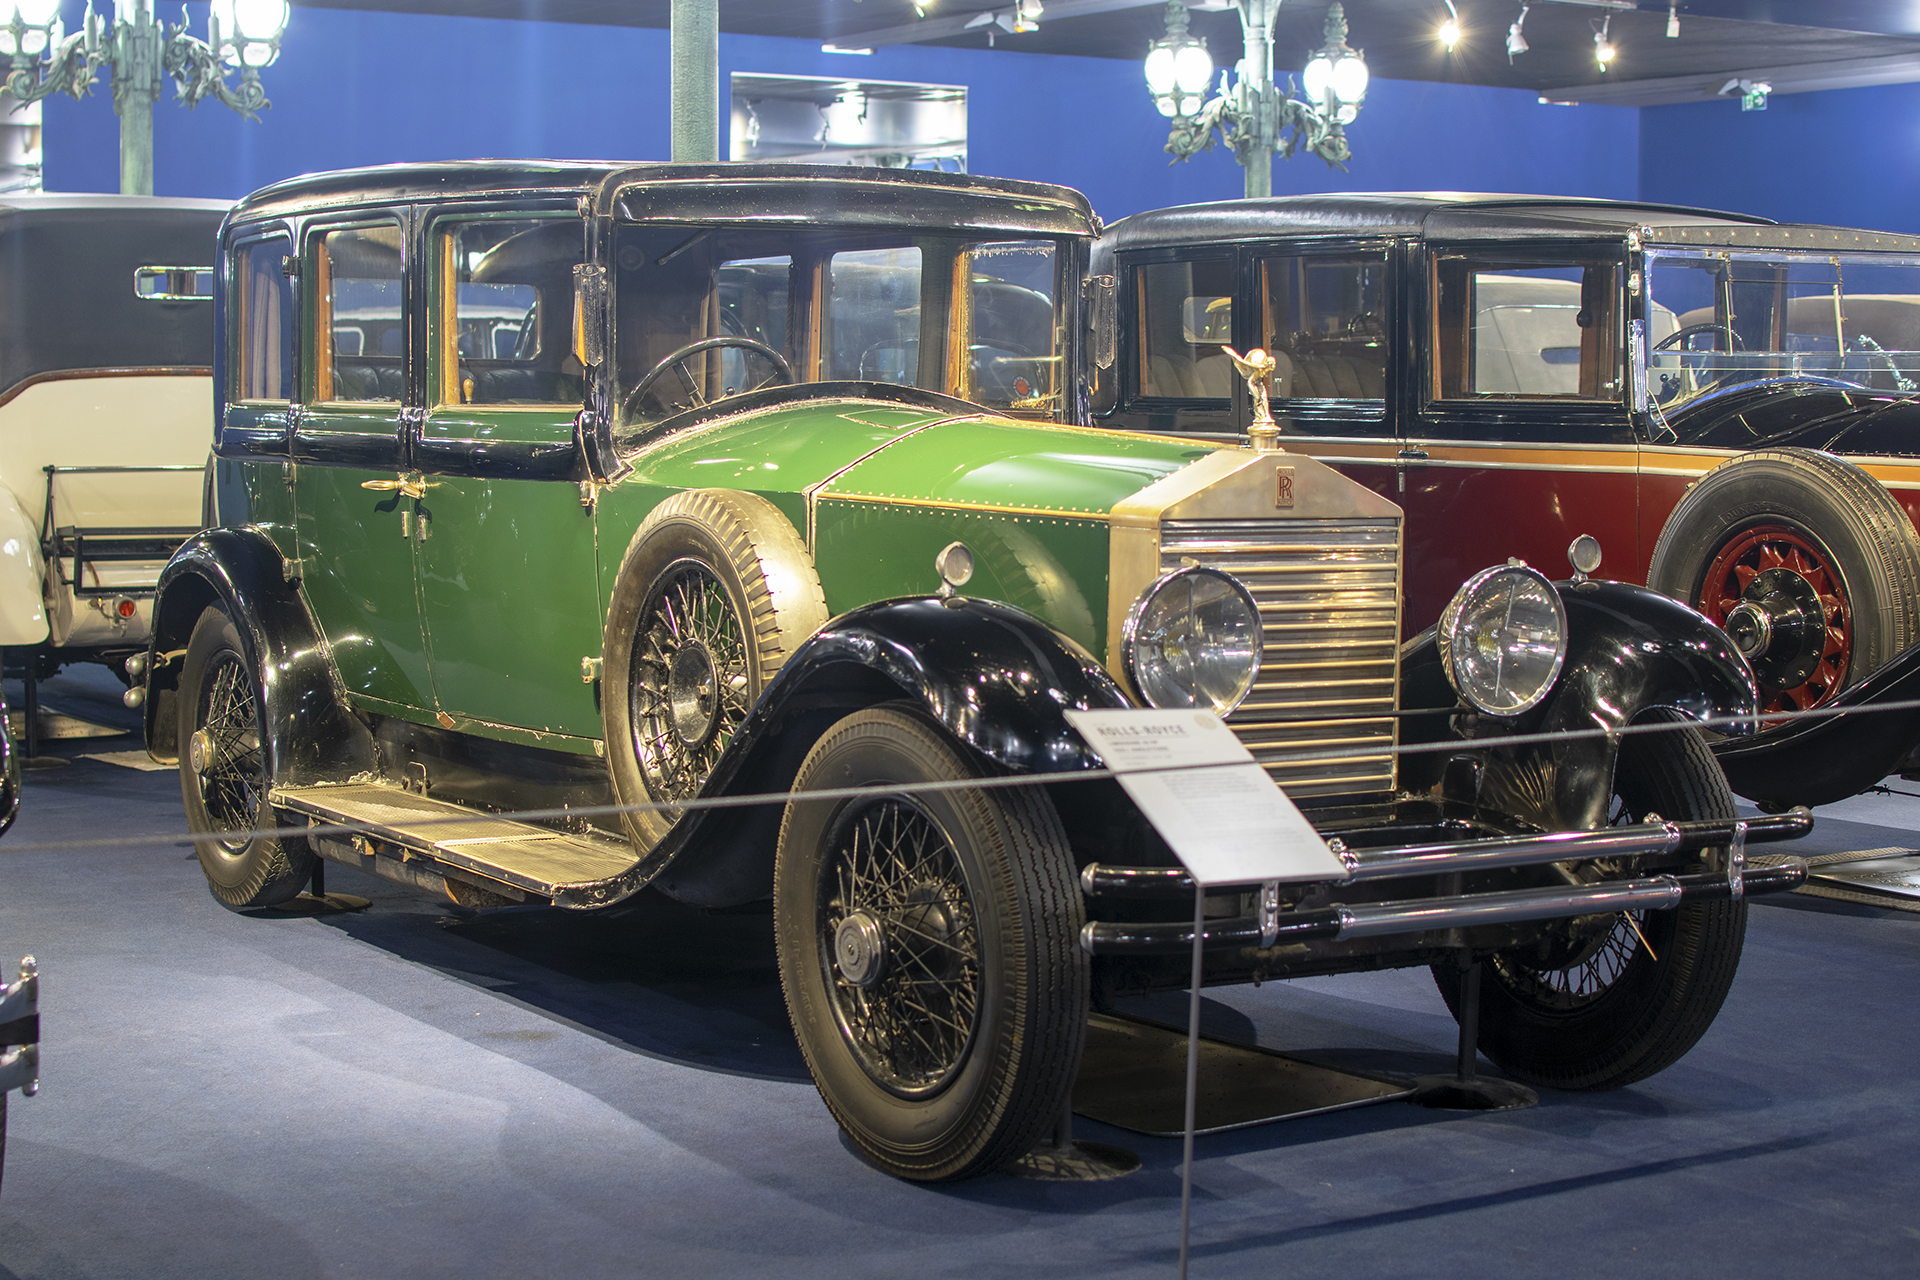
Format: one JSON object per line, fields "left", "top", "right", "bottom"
{"left": 1091, "top": 193, "right": 1920, "bottom": 806}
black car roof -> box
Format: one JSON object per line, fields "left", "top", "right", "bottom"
{"left": 0, "top": 195, "right": 229, "bottom": 398}
{"left": 230, "top": 160, "right": 1099, "bottom": 238}
{"left": 1099, "top": 192, "right": 1920, "bottom": 254}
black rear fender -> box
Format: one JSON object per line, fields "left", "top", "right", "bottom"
{"left": 144, "top": 527, "right": 374, "bottom": 784}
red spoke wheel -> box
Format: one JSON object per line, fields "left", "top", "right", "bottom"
{"left": 1649, "top": 447, "right": 1920, "bottom": 723}
{"left": 1695, "top": 523, "right": 1851, "bottom": 715}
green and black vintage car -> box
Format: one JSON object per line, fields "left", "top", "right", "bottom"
{"left": 137, "top": 162, "right": 1807, "bottom": 1182}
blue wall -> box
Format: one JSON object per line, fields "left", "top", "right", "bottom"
{"left": 42, "top": 4, "right": 1640, "bottom": 220}
{"left": 1640, "top": 80, "right": 1920, "bottom": 234}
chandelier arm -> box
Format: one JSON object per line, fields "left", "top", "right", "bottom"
{"left": 161, "top": 29, "right": 271, "bottom": 121}
{"left": 4, "top": 32, "right": 101, "bottom": 109}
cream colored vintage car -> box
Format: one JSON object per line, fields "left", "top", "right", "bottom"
{"left": 0, "top": 196, "right": 228, "bottom": 678}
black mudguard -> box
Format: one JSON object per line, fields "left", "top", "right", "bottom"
{"left": 1401, "top": 580, "right": 1759, "bottom": 832}
{"left": 143, "top": 526, "right": 375, "bottom": 785}
{"left": 622, "top": 596, "right": 1128, "bottom": 908}
{"left": 1713, "top": 636, "right": 1920, "bottom": 807}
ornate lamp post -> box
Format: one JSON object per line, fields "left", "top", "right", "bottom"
{"left": 1148, "top": 1, "right": 1368, "bottom": 198}
{"left": 0, "top": 0, "right": 287, "bottom": 195}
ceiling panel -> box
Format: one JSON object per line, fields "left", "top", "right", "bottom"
{"left": 292, "top": 1, "right": 1920, "bottom": 104}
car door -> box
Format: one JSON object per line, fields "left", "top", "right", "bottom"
{"left": 1399, "top": 241, "right": 1642, "bottom": 634}
{"left": 413, "top": 209, "right": 603, "bottom": 741}
{"left": 291, "top": 213, "right": 434, "bottom": 711}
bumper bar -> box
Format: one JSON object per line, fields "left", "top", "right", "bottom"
{"left": 1080, "top": 858, "right": 1806, "bottom": 956}
{"left": 1079, "top": 809, "right": 1812, "bottom": 899}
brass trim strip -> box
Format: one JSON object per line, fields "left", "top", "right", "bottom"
{"left": 814, "top": 491, "right": 1111, "bottom": 521}
{"left": 0, "top": 365, "right": 210, "bottom": 412}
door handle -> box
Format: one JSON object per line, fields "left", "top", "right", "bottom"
{"left": 361, "top": 474, "right": 429, "bottom": 499}
{"left": 1396, "top": 447, "right": 1429, "bottom": 462}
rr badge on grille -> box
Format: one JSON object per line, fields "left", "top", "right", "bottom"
{"left": 1275, "top": 466, "right": 1295, "bottom": 508}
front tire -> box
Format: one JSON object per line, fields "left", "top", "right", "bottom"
{"left": 1432, "top": 711, "right": 1747, "bottom": 1090}
{"left": 178, "top": 607, "right": 314, "bottom": 910}
{"left": 774, "top": 707, "right": 1087, "bottom": 1181}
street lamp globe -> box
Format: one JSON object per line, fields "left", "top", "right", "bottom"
{"left": 1305, "top": 4, "right": 1367, "bottom": 123}
{"left": 9, "top": 0, "right": 62, "bottom": 56}
{"left": 1144, "top": 1, "right": 1210, "bottom": 118}
{"left": 212, "top": 0, "right": 289, "bottom": 67}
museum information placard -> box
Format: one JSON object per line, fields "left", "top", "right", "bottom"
{"left": 1065, "top": 709, "right": 1349, "bottom": 886}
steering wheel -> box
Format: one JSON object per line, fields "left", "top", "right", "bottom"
{"left": 1653, "top": 322, "right": 1743, "bottom": 353}
{"left": 623, "top": 336, "right": 794, "bottom": 418}
{"left": 1651, "top": 322, "right": 1745, "bottom": 403}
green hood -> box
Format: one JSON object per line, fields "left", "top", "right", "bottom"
{"left": 626, "top": 396, "right": 1210, "bottom": 513}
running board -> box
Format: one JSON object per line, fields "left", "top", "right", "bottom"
{"left": 273, "top": 783, "right": 638, "bottom": 904}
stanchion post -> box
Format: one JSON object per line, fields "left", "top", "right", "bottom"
{"left": 1457, "top": 955, "right": 1482, "bottom": 1081}
{"left": 1178, "top": 881, "right": 1205, "bottom": 1279}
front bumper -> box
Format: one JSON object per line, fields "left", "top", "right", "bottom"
{"left": 1081, "top": 809, "right": 1810, "bottom": 956}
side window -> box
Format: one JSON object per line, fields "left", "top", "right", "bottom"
{"left": 314, "top": 223, "right": 405, "bottom": 404}
{"left": 233, "top": 236, "right": 294, "bottom": 401}
{"left": 826, "top": 247, "right": 922, "bottom": 384}
{"left": 1259, "top": 253, "right": 1388, "bottom": 400}
{"left": 435, "top": 219, "right": 586, "bottom": 406}
{"left": 1134, "top": 258, "right": 1235, "bottom": 400}
{"left": 958, "top": 241, "right": 1059, "bottom": 414}
{"left": 1434, "top": 255, "right": 1621, "bottom": 400}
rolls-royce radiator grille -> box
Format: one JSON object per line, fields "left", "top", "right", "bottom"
{"left": 1160, "top": 517, "right": 1402, "bottom": 799}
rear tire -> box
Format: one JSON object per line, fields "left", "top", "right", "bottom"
{"left": 178, "top": 608, "right": 314, "bottom": 910}
{"left": 774, "top": 707, "right": 1086, "bottom": 1181}
{"left": 1433, "top": 711, "right": 1747, "bottom": 1090}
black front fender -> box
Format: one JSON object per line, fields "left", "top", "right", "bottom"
{"left": 1403, "top": 580, "right": 1758, "bottom": 831}
{"left": 144, "top": 527, "right": 374, "bottom": 786}
{"left": 640, "top": 596, "right": 1127, "bottom": 906}
{"left": 1713, "top": 634, "right": 1920, "bottom": 807}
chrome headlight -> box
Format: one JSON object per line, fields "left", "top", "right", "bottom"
{"left": 1122, "top": 566, "right": 1262, "bottom": 714}
{"left": 1437, "top": 563, "right": 1568, "bottom": 716}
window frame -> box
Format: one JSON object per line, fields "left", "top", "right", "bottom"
{"left": 425, "top": 205, "right": 584, "bottom": 411}
{"left": 227, "top": 230, "right": 297, "bottom": 406}
{"left": 304, "top": 212, "right": 411, "bottom": 408}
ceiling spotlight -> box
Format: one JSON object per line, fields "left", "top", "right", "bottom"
{"left": 1667, "top": 2, "right": 1680, "bottom": 39}
{"left": 1438, "top": 0, "right": 1460, "bottom": 51}
{"left": 1507, "top": 6, "right": 1529, "bottom": 61}
{"left": 1593, "top": 14, "right": 1615, "bottom": 70}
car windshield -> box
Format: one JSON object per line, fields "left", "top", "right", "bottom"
{"left": 1643, "top": 249, "right": 1920, "bottom": 414}
{"left": 611, "top": 223, "right": 1065, "bottom": 451}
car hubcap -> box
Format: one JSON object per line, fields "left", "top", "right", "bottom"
{"left": 834, "top": 911, "right": 887, "bottom": 988}
{"left": 667, "top": 643, "right": 719, "bottom": 748}
{"left": 1697, "top": 524, "right": 1850, "bottom": 713}
{"left": 632, "top": 561, "right": 750, "bottom": 802}
{"left": 822, "top": 799, "right": 979, "bottom": 1097}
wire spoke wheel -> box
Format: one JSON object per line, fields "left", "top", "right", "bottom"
{"left": 1432, "top": 710, "right": 1747, "bottom": 1091}
{"left": 775, "top": 707, "right": 1086, "bottom": 1182}
{"left": 821, "top": 798, "right": 981, "bottom": 1096}
{"left": 601, "top": 489, "right": 828, "bottom": 854}
{"left": 178, "top": 607, "right": 314, "bottom": 911}
{"left": 197, "top": 651, "right": 267, "bottom": 851}
{"left": 630, "top": 559, "right": 750, "bottom": 804}
{"left": 1491, "top": 911, "right": 1646, "bottom": 1011}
